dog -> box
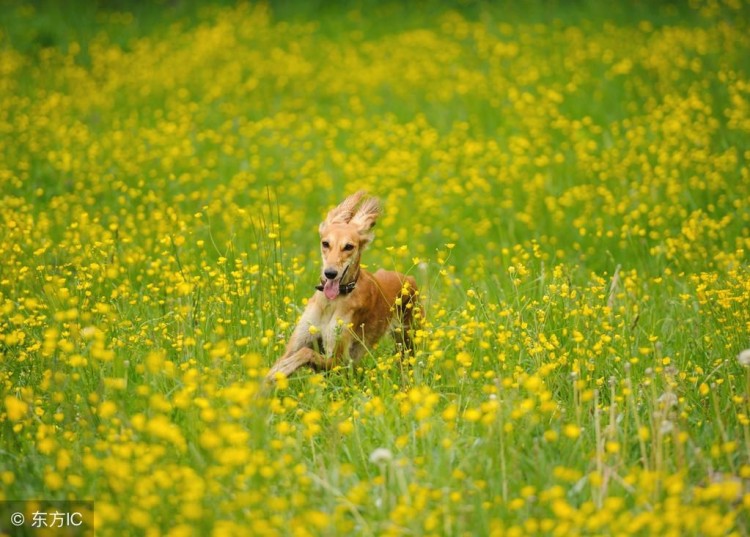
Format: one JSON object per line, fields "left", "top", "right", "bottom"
{"left": 266, "top": 191, "right": 420, "bottom": 381}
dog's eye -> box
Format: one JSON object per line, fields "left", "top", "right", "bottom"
{"left": 343, "top": 243, "right": 355, "bottom": 251}
{"left": 321, "top": 241, "right": 330, "bottom": 249}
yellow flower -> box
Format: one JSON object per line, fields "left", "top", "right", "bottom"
{"left": 305, "top": 510, "right": 330, "bottom": 529}
{"left": 44, "top": 470, "right": 64, "bottom": 491}
{"left": 98, "top": 400, "right": 117, "bottom": 419}
{"left": 442, "top": 403, "right": 458, "bottom": 421}
{"left": 4, "top": 396, "right": 27, "bottom": 421}
{"left": 464, "top": 408, "right": 482, "bottom": 422}
{"left": 337, "top": 420, "right": 354, "bottom": 435}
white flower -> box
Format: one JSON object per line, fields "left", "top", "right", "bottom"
{"left": 737, "top": 349, "right": 750, "bottom": 367}
{"left": 660, "top": 420, "right": 674, "bottom": 435}
{"left": 657, "top": 392, "right": 678, "bottom": 408}
{"left": 368, "top": 448, "right": 393, "bottom": 465}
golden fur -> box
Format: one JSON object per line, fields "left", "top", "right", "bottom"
{"left": 266, "top": 191, "right": 420, "bottom": 380}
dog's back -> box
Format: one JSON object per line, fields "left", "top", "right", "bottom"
{"left": 360, "top": 269, "right": 420, "bottom": 352}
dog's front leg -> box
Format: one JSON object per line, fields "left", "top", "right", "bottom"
{"left": 265, "top": 322, "right": 354, "bottom": 382}
{"left": 266, "top": 347, "right": 316, "bottom": 379}
{"left": 266, "top": 345, "right": 343, "bottom": 380}
{"left": 266, "top": 314, "right": 314, "bottom": 381}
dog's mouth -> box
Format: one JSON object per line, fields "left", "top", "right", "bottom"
{"left": 320, "top": 265, "right": 350, "bottom": 300}
{"left": 322, "top": 278, "right": 341, "bottom": 300}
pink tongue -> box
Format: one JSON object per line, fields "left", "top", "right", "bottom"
{"left": 323, "top": 279, "right": 340, "bottom": 300}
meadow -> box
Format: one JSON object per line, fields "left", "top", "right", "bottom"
{"left": 1, "top": 0, "right": 750, "bottom": 535}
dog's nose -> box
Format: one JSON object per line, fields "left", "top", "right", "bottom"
{"left": 324, "top": 269, "right": 338, "bottom": 280}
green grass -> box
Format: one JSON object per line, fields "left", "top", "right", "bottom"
{"left": 1, "top": 0, "right": 750, "bottom": 535}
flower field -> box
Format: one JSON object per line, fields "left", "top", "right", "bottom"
{"left": 1, "top": 0, "right": 750, "bottom": 535}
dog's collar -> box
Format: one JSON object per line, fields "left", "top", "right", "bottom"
{"left": 315, "top": 279, "right": 357, "bottom": 295}
{"left": 315, "top": 269, "right": 359, "bottom": 296}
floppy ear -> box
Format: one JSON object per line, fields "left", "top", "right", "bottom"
{"left": 350, "top": 196, "right": 380, "bottom": 245}
{"left": 320, "top": 190, "right": 366, "bottom": 231}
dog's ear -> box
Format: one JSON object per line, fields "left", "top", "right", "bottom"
{"left": 351, "top": 196, "right": 380, "bottom": 245}
{"left": 320, "top": 190, "right": 366, "bottom": 231}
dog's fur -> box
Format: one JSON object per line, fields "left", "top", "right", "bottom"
{"left": 266, "top": 191, "right": 420, "bottom": 380}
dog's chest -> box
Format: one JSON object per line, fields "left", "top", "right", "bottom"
{"left": 310, "top": 301, "right": 351, "bottom": 356}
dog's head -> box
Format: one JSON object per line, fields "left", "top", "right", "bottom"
{"left": 317, "top": 190, "right": 380, "bottom": 299}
